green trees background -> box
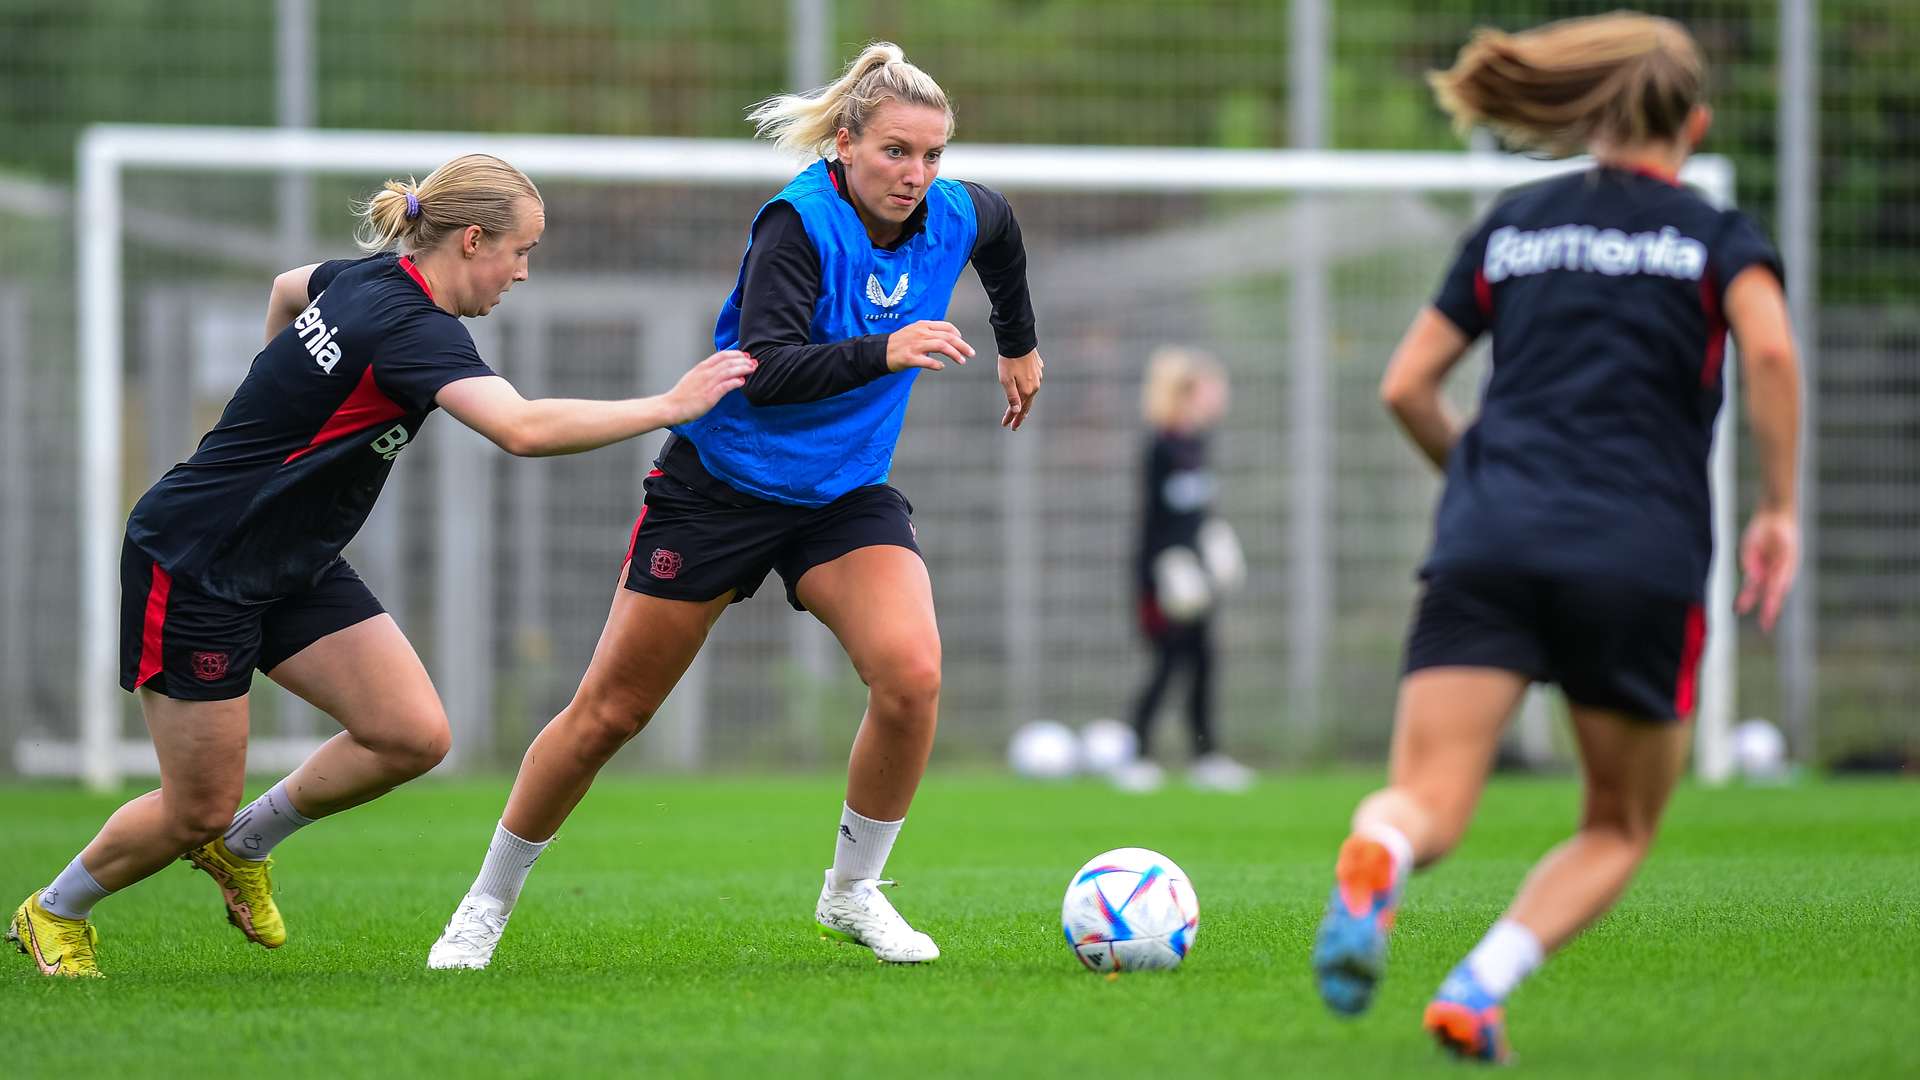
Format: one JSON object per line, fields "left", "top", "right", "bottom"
{"left": 4, "top": 0, "right": 1915, "bottom": 300}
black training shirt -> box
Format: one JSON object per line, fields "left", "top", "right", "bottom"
{"left": 1422, "top": 165, "right": 1782, "bottom": 600}
{"left": 1135, "top": 430, "right": 1215, "bottom": 594}
{"left": 126, "top": 254, "right": 495, "bottom": 603}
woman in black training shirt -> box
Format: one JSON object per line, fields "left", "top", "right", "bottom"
{"left": 8, "top": 154, "right": 751, "bottom": 978}
{"left": 1307, "top": 14, "right": 1801, "bottom": 1064}
{"left": 1122, "top": 347, "right": 1250, "bottom": 793}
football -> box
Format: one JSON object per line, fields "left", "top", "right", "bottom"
{"left": 1077, "top": 718, "right": 1139, "bottom": 776}
{"left": 1009, "top": 720, "right": 1080, "bottom": 779}
{"left": 1734, "top": 717, "right": 1789, "bottom": 782}
{"left": 1062, "top": 847, "right": 1199, "bottom": 972}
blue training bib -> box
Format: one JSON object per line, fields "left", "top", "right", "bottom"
{"left": 676, "top": 160, "right": 978, "bottom": 506}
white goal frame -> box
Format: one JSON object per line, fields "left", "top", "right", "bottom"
{"left": 70, "top": 124, "right": 1741, "bottom": 790}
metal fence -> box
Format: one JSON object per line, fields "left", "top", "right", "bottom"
{"left": 1, "top": 0, "right": 1914, "bottom": 770}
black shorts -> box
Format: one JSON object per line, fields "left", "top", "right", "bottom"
{"left": 119, "top": 538, "right": 386, "bottom": 701}
{"left": 1403, "top": 571, "right": 1706, "bottom": 722}
{"left": 621, "top": 469, "right": 920, "bottom": 611}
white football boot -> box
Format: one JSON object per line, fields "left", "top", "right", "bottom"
{"left": 427, "top": 894, "right": 509, "bottom": 970}
{"left": 814, "top": 871, "right": 940, "bottom": 963}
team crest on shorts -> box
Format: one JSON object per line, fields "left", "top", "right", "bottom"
{"left": 191, "top": 651, "right": 230, "bottom": 682}
{"left": 650, "top": 548, "right": 683, "bottom": 580}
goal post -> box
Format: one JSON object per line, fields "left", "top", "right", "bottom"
{"left": 70, "top": 124, "right": 1740, "bottom": 790}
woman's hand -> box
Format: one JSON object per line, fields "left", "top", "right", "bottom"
{"left": 886, "top": 320, "right": 975, "bottom": 372}
{"left": 998, "top": 349, "right": 1044, "bottom": 430}
{"left": 1735, "top": 507, "right": 1800, "bottom": 632}
{"left": 659, "top": 350, "right": 757, "bottom": 426}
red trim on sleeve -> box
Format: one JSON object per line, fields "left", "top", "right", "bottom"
{"left": 1673, "top": 603, "right": 1708, "bottom": 719}
{"left": 1699, "top": 271, "right": 1728, "bottom": 388}
{"left": 135, "top": 564, "right": 173, "bottom": 688}
{"left": 284, "top": 365, "right": 408, "bottom": 464}
{"left": 1472, "top": 268, "right": 1493, "bottom": 321}
{"left": 397, "top": 256, "right": 434, "bottom": 301}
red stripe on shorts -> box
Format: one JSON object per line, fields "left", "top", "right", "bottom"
{"left": 1138, "top": 596, "right": 1168, "bottom": 638}
{"left": 622, "top": 469, "right": 665, "bottom": 564}
{"left": 624, "top": 506, "right": 650, "bottom": 566}
{"left": 136, "top": 564, "right": 173, "bottom": 687}
{"left": 1673, "top": 603, "right": 1707, "bottom": 719}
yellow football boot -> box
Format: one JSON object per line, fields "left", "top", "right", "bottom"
{"left": 183, "top": 837, "right": 286, "bottom": 948}
{"left": 8, "top": 892, "right": 102, "bottom": 977}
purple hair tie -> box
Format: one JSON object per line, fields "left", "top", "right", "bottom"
{"left": 404, "top": 192, "right": 421, "bottom": 220}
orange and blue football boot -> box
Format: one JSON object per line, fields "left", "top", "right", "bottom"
{"left": 1310, "top": 835, "right": 1401, "bottom": 1016}
{"left": 1424, "top": 965, "right": 1514, "bottom": 1065}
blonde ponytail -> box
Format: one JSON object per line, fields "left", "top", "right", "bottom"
{"left": 748, "top": 41, "right": 952, "bottom": 159}
{"left": 353, "top": 153, "right": 542, "bottom": 255}
{"left": 1428, "top": 11, "right": 1703, "bottom": 157}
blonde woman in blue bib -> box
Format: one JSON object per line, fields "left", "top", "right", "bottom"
{"left": 430, "top": 43, "right": 1044, "bottom": 970}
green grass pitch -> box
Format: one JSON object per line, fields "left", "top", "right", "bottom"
{"left": 4, "top": 774, "right": 1916, "bottom": 1078}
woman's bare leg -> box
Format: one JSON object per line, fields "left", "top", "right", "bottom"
{"left": 500, "top": 586, "right": 731, "bottom": 842}
{"left": 1500, "top": 704, "right": 1689, "bottom": 950}
{"left": 77, "top": 691, "right": 251, "bottom": 891}
{"left": 790, "top": 544, "right": 944, "bottom": 963}
{"left": 793, "top": 545, "right": 942, "bottom": 823}
{"left": 1314, "top": 667, "right": 1529, "bottom": 1016}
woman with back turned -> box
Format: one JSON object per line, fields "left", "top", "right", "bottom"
{"left": 1306, "top": 14, "right": 1800, "bottom": 1063}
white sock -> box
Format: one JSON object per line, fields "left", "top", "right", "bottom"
{"left": 1465, "top": 919, "right": 1545, "bottom": 1000}
{"left": 1356, "top": 822, "right": 1414, "bottom": 885}
{"left": 470, "top": 822, "right": 550, "bottom": 911}
{"left": 829, "top": 803, "right": 903, "bottom": 892}
{"left": 223, "top": 780, "right": 315, "bottom": 861}
{"left": 39, "top": 855, "right": 111, "bottom": 920}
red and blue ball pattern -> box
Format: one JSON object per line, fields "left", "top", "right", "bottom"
{"left": 1062, "top": 847, "right": 1200, "bottom": 973}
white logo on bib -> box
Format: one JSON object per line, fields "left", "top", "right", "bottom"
{"left": 865, "top": 272, "right": 909, "bottom": 309}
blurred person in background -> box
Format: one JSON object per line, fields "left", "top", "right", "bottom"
{"left": 8, "top": 155, "right": 753, "bottom": 978}
{"left": 1306, "top": 13, "right": 1799, "bottom": 1063}
{"left": 1117, "top": 347, "right": 1251, "bottom": 794}
{"left": 429, "top": 41, "right": 1043, "bottom": 971}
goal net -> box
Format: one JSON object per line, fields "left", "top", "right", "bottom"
{"left": 39, "top": 125, "right": 1738, "bottom": 789}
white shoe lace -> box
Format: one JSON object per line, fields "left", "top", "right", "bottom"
{"left": 848, "top": 879, "right": 903, "bottom": 926}
{"left": 836, "top": 879, "right": 940, "bottom": 962}
{"left": 825, "top": 879, "right": 922, "bottom": 942}
{"left": 439, "top": 899, "right": 506, "bottom": 953}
